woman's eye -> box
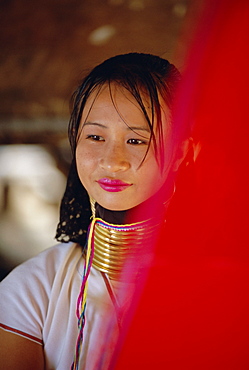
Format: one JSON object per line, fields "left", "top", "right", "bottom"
{"left": 127, "top": 138, "right": 148, "bottom": 145}
{"left": 86, "top": 135, "right": 104, "bottom": 141}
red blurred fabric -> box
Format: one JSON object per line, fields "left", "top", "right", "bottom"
{"left": 114, "top": 0, "right": 249, "bottom": 368}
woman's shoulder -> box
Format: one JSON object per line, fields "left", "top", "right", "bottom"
{"left": 29, "top": 242, "right": 83, "bottom": 269}
{"left": 29, "top": 241, "right": 82, "bottom": 263}
{"left": 0, "top": 242, "right": 83, "bottom": 291}
{"left": 0, "top": 242, "right": 84, "bottom": 342}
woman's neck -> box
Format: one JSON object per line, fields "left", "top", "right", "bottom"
{"left": 89, "top": 184, "right": 174, "bottom": 281}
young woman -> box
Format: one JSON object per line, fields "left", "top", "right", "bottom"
{"left": 0, "top": 53, "right": 191, "bottom": 369}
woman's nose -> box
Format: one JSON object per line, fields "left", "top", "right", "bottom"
{"left": 99, "top": 144, "right": 130, "bottom": 172}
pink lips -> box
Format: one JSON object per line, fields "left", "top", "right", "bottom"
{"left": 97, "top": 178, "right": 132, "bottom": 192}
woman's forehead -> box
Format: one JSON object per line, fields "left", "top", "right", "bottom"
{"left": 82, "top": 84, "right": 146, "bottom": 121}
{"left": 86, "top": 83, "right": 150, "bottom": 108}
{"left": 82, "top": 82, "right": 170, "bottom": 124}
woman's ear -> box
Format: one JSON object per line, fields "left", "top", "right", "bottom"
{"left": 172, "top": 137, "right": 193, "bottom": 172}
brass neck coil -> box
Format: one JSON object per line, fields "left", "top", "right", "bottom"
{"left": 91, "top": 218, "right": 157, "bottom": 280}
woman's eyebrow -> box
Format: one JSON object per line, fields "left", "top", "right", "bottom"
{"left": 128, "top": 126, "right": 150, "bottom": 133}
{"left": 83, "top": 121, "right": 150, "bottom": 133}
{"left": 83, "top": 122, "right": 107, "bottom": 128}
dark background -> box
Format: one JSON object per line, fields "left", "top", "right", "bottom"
{"left": 0, "top": 0, "right": 200, "bottom": 277}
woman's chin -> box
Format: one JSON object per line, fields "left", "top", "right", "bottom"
{"left": 95, "top": 198, "right": 137, "bottom": 212}
{"left": 97, "top": 203, "right": 130, "bottom": 212}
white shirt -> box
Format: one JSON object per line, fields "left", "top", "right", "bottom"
{"left": 0, "top": 242, "right": 122, "bottom": 369}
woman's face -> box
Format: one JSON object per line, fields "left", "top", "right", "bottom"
{"left": 76, "top": 84, "right": 172, "bottom": 211}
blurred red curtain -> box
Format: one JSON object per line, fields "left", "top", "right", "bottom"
{"left": 114, "top": 0, "right": 249, "bottom": 369}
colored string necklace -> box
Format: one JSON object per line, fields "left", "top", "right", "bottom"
{"left": 71, "top": 212, "right": 159, "bottom": 368}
